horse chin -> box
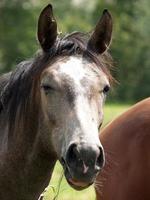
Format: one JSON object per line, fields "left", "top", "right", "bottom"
{"left": 64, "top": 166, "right": 93, "bottom": 191}
{"left": 67, "top": 178, "right": 92, "bottom": 191}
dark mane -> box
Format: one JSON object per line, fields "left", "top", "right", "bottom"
{"left": 0, "top": 32, "right": 113, "bottom": 139}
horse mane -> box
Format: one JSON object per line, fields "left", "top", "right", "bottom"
{"left": 0, "top": 32, "right": 113, "bottom": 142}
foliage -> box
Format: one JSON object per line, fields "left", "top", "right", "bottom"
{"left": 92, "top": 0, "right": 150, "bottom": 102}
{"left": 0, "top": 1, "right": 38, "bottom": 72}
{"left": 0, "top": 0, "right": 149, "bottom": 102}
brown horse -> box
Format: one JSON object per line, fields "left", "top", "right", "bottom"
{"left": 0, "top": 4, "right": 113, "bottom": 200}
{"left": 95, "top": 97, "right": 150, "bottom": 200}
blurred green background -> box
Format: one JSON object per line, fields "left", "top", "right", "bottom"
{"left": 0, "top": 0, "right": 150, "bottom": 102}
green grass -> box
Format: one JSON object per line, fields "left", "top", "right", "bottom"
{"left": 103, "top": 103, "right": 131, "bottom": 126}
{"left": 43, "top": 103, "right": 131, "bottom": 200}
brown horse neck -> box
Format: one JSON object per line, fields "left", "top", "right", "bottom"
{"left": 23, "top": 138, "right": 57, "bottom": 200}
{"left": 0, "top": 135, "right": 57, "bottom": 200}
{"left": 0, "top": 106, "right": 57, "bottom": 200}
{"left": 96, "top": 98, "right": 150, "bottom": 200}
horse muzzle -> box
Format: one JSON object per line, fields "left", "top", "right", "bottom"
{"left": 61, "top": 142, "right": 105, "bottom": 190}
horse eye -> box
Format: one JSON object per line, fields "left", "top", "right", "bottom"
{"left": 41, "top": 84, "right": 54, "bottom": 93}
{"left": 103, "top": 85, "right": 110, "bottom": 94}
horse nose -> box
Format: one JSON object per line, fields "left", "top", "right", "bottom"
{"left": 66, "top": 143, "right": 105, "bottom": 173}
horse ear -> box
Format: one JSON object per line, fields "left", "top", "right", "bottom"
{"left": 88, "top": 9, "right": 113, "bottom": 54}
{"left": 37, "top": 4, "right": 57, "bottom": 52}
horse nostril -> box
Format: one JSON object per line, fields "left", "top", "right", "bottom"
{"left": 66, "top": 143, "right": 79, "bottom": 167}
{"left": 96, "top": 146, "right": 105, "bottom": 169}
{"left": 66, "top": 143, "right": 105, "bottom": 174}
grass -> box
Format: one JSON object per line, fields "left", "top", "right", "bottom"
{"left": 43, "top": 103, "right": 131, "bottom": 200}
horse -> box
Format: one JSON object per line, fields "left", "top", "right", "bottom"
{"left": 0, "top": 4, "right": 113, "bottom": 200}
{"left": 95, "top": 97, "right": 150, "bottom": 200}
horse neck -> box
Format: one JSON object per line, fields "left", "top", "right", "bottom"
{"left": 22, "top": 135, "right": 57, "bottom": 200}
{"left": 0, "top": 106, "right": 57, "bottom": 200}
{"left": 0, "top": 138, "right": 57, "bottom": 200}
{"left": 24, "top": 94, "right": 58, "bottom": 199}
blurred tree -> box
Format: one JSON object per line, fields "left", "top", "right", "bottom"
{"left": 92, "top": 0, "right": 150, "bottom": 102}
{"left": 49, "top": 0, "right": 93, "bottom": 33}
{"left": 132, "top": 0, "right": 150, "bottom": 100}
{"left": 0, "top": 0, "right": 38, "bottom": 72}
{"left": 0, "top": 0, "right": 149, "bottom": 101}
{"left": 0, "top": 0, "right": 93, "bottom": 72}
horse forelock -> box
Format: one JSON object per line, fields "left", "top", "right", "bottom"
{"left": 0, "top": 31, "right": 114, "bottom": 140}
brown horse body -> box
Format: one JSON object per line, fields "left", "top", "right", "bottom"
{"left": 95, "top": 98, "right": 150, "bottom": 200}
{"left": 0, "top": 5, "right": 113, "bottom": 200}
